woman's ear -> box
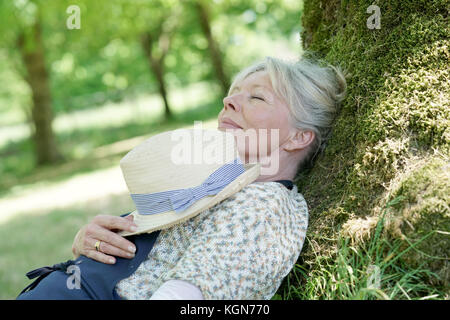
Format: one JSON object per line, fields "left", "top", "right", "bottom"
{"left": 283, "top": 129, "right": 315, "bottom": 152}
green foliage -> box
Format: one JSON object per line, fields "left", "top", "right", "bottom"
{"left": 296, "top": 0, "right": 449, "bottom": 297}
{"left": 279, "top": 199, "right": 443, "bottom": 299}
{"left": 0, "top": 0, "right": 302, "bottom": 170}
{"left": 0, "top": 0, "right": 302, "bottom": 116}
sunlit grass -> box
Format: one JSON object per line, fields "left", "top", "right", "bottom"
{"left": 274, "top": 197, "right": 445, "bottom": 300}
{"left": 0, "top": 81, "right": 219, "bottom": 150}
{"left": 0, "top": 82, "right": 223, "bottom": 196}
{"left": 0, "top": 192, "right": 133, "bottom": 299}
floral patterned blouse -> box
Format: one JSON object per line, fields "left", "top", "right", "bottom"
{"left": 115, "top": 181, "right": 308, "bottom": 300}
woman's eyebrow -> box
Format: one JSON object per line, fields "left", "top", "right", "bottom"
{"left": 230, "top": 86, "right": 240, "bottom": 93}
{"left": 230, "top": 84, "right": 273, "bottom": 96}
{"left": 251, "top": 84, "right": 272, "bottom": 93}
{"left": 252, "top": 84, "right": 274, "bottom": 98}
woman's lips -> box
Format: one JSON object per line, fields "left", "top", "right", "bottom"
{"left": 220, "top": 122, "right": 241, "bottom": 129}
{"left": 219, "top": 118, "right": 242, "bottom": 129}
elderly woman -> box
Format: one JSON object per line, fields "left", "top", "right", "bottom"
{"left": 19, "top": 55, "right": 346, "bottom": 300}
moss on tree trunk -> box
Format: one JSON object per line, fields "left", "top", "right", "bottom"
{"left": 298, "top": 0, "right": 449, "bottom": 293}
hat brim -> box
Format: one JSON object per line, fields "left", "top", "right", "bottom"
{"left": 118, "top": 163, "right": 260, "bottom": 237}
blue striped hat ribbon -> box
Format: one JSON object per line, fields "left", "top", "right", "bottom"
{"left": 130, "top": 158, "right": 245, "bottom": 215}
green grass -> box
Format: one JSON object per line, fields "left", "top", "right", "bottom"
{"left": 275, "top": 197, "right": 445, "bottom": 300}
{"left": 0, "top": 193, "right": 133, "bottom": 299}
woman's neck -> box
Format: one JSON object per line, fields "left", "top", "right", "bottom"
{"left": 254, "top": 162, "right": 297, "bottom": 182}
{"left": 242, "top": 148, "right": 300, "bottom": 182}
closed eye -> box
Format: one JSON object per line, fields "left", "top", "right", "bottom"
{"left": 251, "top": 95, "right": 265, "bottom": 101}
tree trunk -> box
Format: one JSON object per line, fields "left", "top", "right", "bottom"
{"left": 196, "top": 0, "right": 230, "bottom": 96}
{"left": 17, "top": 20, "right": 61, "bottom": 165}
{"left": 140, "top": 32, "right": 173, "bottom": 120}
{"left": 154, "top": 64, "right": 171, "bottom": 120}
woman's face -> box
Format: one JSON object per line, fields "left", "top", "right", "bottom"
{"left": 218, "top": 70, "right": 294, "bottom": 161}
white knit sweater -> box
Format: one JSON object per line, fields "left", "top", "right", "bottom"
{"left": 115, "top": 181, "right": 308, "bottom": 300}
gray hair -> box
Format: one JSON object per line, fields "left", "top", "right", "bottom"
{"left": 229, "top": 54, "right": 347, "bottom": 173}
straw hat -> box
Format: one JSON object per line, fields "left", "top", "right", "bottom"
{"left": 118, "top": 128, "right": 260, "bottom": 236}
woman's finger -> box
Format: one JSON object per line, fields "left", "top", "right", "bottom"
{"left": 86, "top": 224, "right": 136, "bottom": 254}
{"left": 84, "top": 249, "right": 117, "bottom": 265}
{"left": 86, "top": 237, "right": 135, "bottom": 260}
{"left": 92, "top": 215, "right": 137, "bottom": 233}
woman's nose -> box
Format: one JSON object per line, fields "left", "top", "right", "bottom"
{"left": 223, "top": 95, "right": 241, "bottom": 112}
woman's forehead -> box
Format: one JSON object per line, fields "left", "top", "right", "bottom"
{"left": 232, "top": 71, "right": 273, "bottom": 92}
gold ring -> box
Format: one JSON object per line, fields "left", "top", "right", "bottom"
{"left": 95, "top": 240, "right": 101, "bottom": 252}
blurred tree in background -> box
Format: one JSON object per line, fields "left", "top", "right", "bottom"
{"left": 193, "top": 0, "right": 230, "bottom": 96}
{"left": 0, "top": 0, "right": 302, "bottom": 178}
{"left": 0, "top": 0, "right": 63, "bottom": 164}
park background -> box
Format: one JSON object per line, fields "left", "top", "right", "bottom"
{"left": 0, "top": 0, "right": 448, "bottom": 299}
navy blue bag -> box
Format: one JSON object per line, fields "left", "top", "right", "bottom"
{"left": 17, "top": 221, "right": 160, "bottom": 300}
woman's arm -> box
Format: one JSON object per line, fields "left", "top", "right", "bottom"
{"left": 150, "top": 280, "right": 204, "bottom": 300}
{"left": 72, "top": 214, "right": 139, "bottom": 264}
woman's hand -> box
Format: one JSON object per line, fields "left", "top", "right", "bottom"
{"left": 72, "top": 214, "right": 139, "bottom": 264}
